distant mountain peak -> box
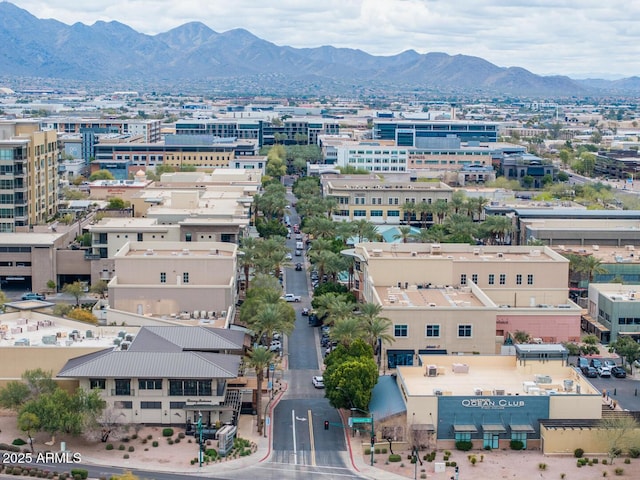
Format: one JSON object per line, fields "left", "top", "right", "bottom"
{"left": 0, "top": 1, "right": 636, "bottom": 96}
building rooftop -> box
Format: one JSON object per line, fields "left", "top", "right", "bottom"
{"left": 116, "top": 242, "right": 235, "bottom": 258}
{"left": 398, "top": 354, "right": 599, "bottom": 397}
{"left": 377, "top": 284, "right": 485, "bottom": 308}
{"left": 0, "top": 312, "right": 134, "bottom": 348}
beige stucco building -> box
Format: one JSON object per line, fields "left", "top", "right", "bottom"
{"left": 346, "top": 243, "right": 581, "bottom": 368}
{"left": 322, "top": 175, "right": 453, "bottom": 224}
{"left": 386, "top": 347, "right": 602, "bottom": 452}
{"left": 108, "top": 241, "right": 238, "bottom": 324}
{"left": 0, "top": 120, "right": 59, "bottom": 232}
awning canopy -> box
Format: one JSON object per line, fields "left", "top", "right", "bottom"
{"left": 184, "top": 404, "right": 235, "bottom": 412}
{"left": 510, "top": 424, "right": 535, "bottom": 433}
{"left": 453, "top": 424, "right": 478, "bottom": 433}
{"left": 411, "top": 424, "right": 435, "bottom": 432}
{"left": 482, "top": 424, "right": 506, "bottom": 433}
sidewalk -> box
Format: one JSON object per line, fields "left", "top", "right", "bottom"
{"left": 338, "top": 409, "right": 410, "bottom": 480}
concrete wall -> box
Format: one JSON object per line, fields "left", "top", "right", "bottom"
{"left": 0, "top": 347, "right": 106, "bottom": 379}
{"left": 496, "top": 312, "right": 581, "bottom": 343}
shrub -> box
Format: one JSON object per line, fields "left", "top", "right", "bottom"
{"left": 381, "top": 448, "right": 387, "bottom": 454}
{"left": 174, "top": 438, "right": 180, "bottom": 444}
{"left": 450, "top": 461, "right": 457, "bottom": 467}
{"left": 510, "top": 440, "right": 524, "bottom": 450}
{"left": 152, "top": 441, "right": 159, "bottom": 447}
{"left": 123, "top": 454, "right": 129, "bottom": 459}
{"left": 11, "top": 439, "right": 27, "bottom": 446}
{"left": 421, "top": 475, "right": 427, "bottom": 479}
{"left": 574, "top": 448, "right": 584, "bottom": 458}
{"left": 470, "top": 456, "right": 477, "bottom": 466}
{"left": 614, "top": 467, "right": 624, "bottom": 476}
{"left": 118, "top": 444, "right": 125, "bottom": 451}
{"left": 167, "top": 439, "right": 174, "bottom": 445}
{"left": 603, "top": 459, "right": 608, "bottom": 465}
{"left": 624, "top": 458, "right": 630, "bottom": 464}
{"left": 70, "top": 469, "right": 88, "bottom": 480}
{"left": 121, "top": 437, "right": 129, "bottom": 443}
{"left": 364, "top": 448, "right": 371, "bottom": 455}
{"left": 130, "top": 434, "right": 138, "bottom": 440}
{"left": 630, "top": 447, "right": 640, "bottom": 459}
{"left": 105, "top": 444, "right": 114, "bottom": 451}
{"left": 127, "top": 446, "right": 134, "bottom": 452}
{"left": 66, "top": 308, "right": 98, "bottom": 324}
{"left": 162, "top": 428, "right": 174, "bottom": 437}
{"left": 455, "top": 440, "right": 473, "bottom": 451}
{"left": 538, "top": 463, "right": 547, "bottom": 470}
{"left": 147, "top": 434, "right": 153, "bottom": 440}
{"left": 388, "top": 454, "right": 402, "bottom": 462}
{"left": 374, "top": 448, "right": 380, "bottom": 454}
{"left": 593, "top": 458, "right": 599, "bottom": 464}
{"left": 178, "top": 432, "right": 185, "bottom": 439}
{"left": 141, "top": 439, "right": 147, "bottom": 444}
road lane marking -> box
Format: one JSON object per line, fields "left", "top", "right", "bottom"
{"left": 291, "top": 409, "right": 297, "bottom": 465}
{"left": 308, "top": 408, "right": 316, "bottom": 466}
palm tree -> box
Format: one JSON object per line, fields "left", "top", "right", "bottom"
{"left": 393, "top": 226, "right": 413, "bottom": 244}
{"left": 432, "top": 199, "right": 450, "bottom": 224}
{"left": 409, "top": 228, "right": 433, "bottom": 243}
{"left": 352, "top": 219, "right": 380, "bottom": 243}
{"left": 578, "top": 255, "right": 608, "bottom": 283}
{"left": 245, "top": 346, "right": 275, "bottom": 435}
{"left": 450, "top": 191, "right": 467, "bottom": 215}
{"left": 414, "top": 201, "right": 433, "bottom": 229}
{"left": 238, "top": 237, "right": 260, "bottom": 291}
{"left": 444, "top": 214, "right": 477, "bottom": 244}
{"left": 480, "top": 215, "right": 513, "bottom": 245}
{"left": 466, "top": 196, "right": 489, "bottom": 222}
{"left": 309, "top": 249, "right": 340, "bottom": 281}
{"left": 314, "top": 293, "right": 354, "bottom": 326}
{"left": 358, "top": 303, "right": 394, "bottom": 352}
{"left": 249, "top": 303, "right": 295, "bottom": 346}
{"left": 401, "top": 201, "right": 416, "bottom": 225}
{"left": 305, "top": 216, "right": 336, "bottom": 240}
{"left": 329, "top": 316, "right": 363, "bottom": 348}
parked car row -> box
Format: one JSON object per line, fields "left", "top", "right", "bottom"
{"left": 575, "top": 357, "right": 626, "bottom": 378}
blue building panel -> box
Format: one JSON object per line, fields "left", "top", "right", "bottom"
{"left": 436, "top": 395, "right": 549, "bottom": 440}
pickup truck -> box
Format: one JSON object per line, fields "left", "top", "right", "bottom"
{"left": 281, "top": 293, "right": 301, "bottom": 302}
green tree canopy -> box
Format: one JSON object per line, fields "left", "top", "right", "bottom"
{"left": 89, "top": 169, "right": 115, "bottom": 181}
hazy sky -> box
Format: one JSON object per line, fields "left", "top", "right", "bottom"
{"left": 9, "top": 0, "right": 640, "bottom": 79}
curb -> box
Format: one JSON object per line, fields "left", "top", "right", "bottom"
{"left": 260, "top": 380, "right": 288, "bottom": 462}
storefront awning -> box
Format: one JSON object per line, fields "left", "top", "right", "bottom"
{"left": 411, "top": 424, "right": 435, "bottom": 432}
{"left": 510, "top": 424, "right": 535, "bottom": 433}
{"left": 453, "top": 424, "right": 478, "bottom": 433}
{"left": 482, "top": 424, "right": 506, "bottom": 433}
{"left": 184, "top": 404, "right": 235, "bottom": 412}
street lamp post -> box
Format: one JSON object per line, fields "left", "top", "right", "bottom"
{"left": 351, "top": 407, "right": 375, "bottom": 466}
{"left": 197, "top": 412, "right": 203, "bottom": 467}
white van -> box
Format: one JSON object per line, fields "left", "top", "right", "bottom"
{"left": 296, "top": 241, "right": 304, "bottom": 250}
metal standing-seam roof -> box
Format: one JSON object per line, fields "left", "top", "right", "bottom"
{"left": 58, "top": 351, "right": 241, "bottom": 379}
{"left": 127, "top": 326, "right": 246, "bottom": 353}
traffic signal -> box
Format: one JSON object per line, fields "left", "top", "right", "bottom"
{"left": 455, "top": 465, "right": 459, "bottom": 474}
{"left": 324, "top": 420, "right": 329, "bottom": 430}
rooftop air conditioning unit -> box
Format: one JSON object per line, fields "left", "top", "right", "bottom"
{"left": 411, "top": 251, "right": 417, "bottom": 257}
{"left": 592, "top": 245, "right": 600, "bottom": 251}
{"left": 626, "top": 245, "right": 635, "bottom": 251}
{"left": 530, "top": 249, "right": 541, "bottom": 256}
{"left": 473, "top": 248, "right": 480, "bottom": 255}
{"left": 433, "top": 389, "right": 443, "bottom": 396}
{"left": 427, "top": 365, "right": 438, "bottom": 377}
{"left": 182, "top": 248, "right": 190, "bottom": 255}
{"left": 474, "top": 388, "right": 483, "bottom": 396}
{"left": 144, "top": 249, "right": 154, "bottom": 256}
{"left": 494, "top": 388, "right": 505, "bottom": 396}
{"left": 497, "top": 252, "right": 504, "bottom": 258}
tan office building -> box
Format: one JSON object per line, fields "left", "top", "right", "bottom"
{"left": 108, "top": 241, "right": 238, "bottom": 325}
{"left": 346, "top": 243, "right": 580, "bottom": 368}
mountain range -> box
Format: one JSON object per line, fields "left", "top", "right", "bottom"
{"left": 1, "top": 2, "right": 639, "bottom": 97}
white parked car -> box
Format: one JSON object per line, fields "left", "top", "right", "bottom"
{"left": 312, "top": 376, "right": 324, "bottom": 388}
{"left": 597, "top": 366, "right": 612, "bottom": 378}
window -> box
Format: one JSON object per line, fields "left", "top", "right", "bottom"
{"left": 137, "top": 233, "right": 143, "bottom": 241}
{"left": 160, "top": 272, "right": 166, "bottom": 283}
{"left": 488, "top": 274, "right": 495, "bottom": 285}
{"left": 140, "top": 401, "right": 162, "bottom": 409}
{"left": 471, "top": 274, "right": 478, "bottom": 284}
{"left": 426, "top": 325, "right": 440, "bottom": 337}
{"left": 394, "top": 325, "right": 408, "bottom": 337}
{"left": 170, "top": 401, "right": 186, "bottom": 409}
{"left": 114, "top": 401, "right": 132, "bottom": 409}
{"left": 183, "top": 272, "right": 189, "bottom": 283}
{"left": 114, "top": 379, "right": 131, "bottom": 396}
{"left": 138, "top": 379, "right": 162, "bottom": 390}
{"left": 458, "top": 325, "right": 472, "bottom": 337}
{"left": 185, "top": 232, "right": 192, "bottom": 242}
{"left": 168, "top": 380, "right": 212, "bottom": 396}
{"left": 511, "top": 431, "right": 528, "bottom": 449}
{"left": 527, "top": 274, "right": 534, "bottom": 285}
{"left": 354, "top": 210, "right": 366, "bottom": 217}
{"left": 516, "top": 274, "right": 522, "bottom": 285}
{"left": 371, "top": 210, "right": 383, "bottom": 217}
{"left": 460, "top": 274, "right": 467, "bottom": 285}
{"left": 499, "top": 274, "right": 506, "bottom": 285}
{"left": 455, "top": 432, "right": 472, "bottom": 442}
{"left": 90, "top": 378, "right": 106, "bottom": 390}
{"left": 387, "top": 210, "right": 400, "bottom": 217}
